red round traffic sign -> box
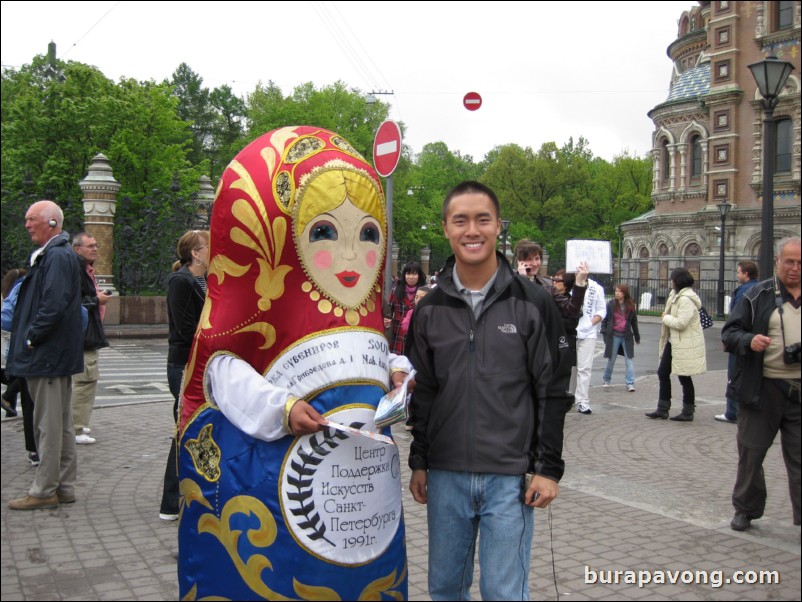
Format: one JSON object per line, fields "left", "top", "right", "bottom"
{"left": 373, "top": 120, "right": 402, "bottom": 177}
{"left": 463, "top": 91, "right": 482, "bottom": 111}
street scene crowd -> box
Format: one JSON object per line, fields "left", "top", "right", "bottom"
{"left": 1, "top": 127, "right": 799, "bottom": 601}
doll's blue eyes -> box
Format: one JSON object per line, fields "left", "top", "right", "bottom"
{"left": 310, "top": 221, "right": 337, "bottom": 242}
{"left": 309, "top": 221, "right": 379, "bottom": 244}
{"left": 360, "top": 224, "right": 380, "bottom": 243}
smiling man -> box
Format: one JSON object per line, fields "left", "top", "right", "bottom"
{"left": 406, "top": 181, "right": 573, "bottom": 600}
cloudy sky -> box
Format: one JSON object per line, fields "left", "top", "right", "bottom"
{"left": 1, "top": 0, "right": 694, "bottom": 162}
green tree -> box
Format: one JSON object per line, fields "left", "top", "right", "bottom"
{"left": 394, "top": 141, "right": 480, "bottom": 271}
{"left": 1, "top": 55, "right": 201, "bottom": 281}
{"left": 245, "top": 80, "right": 389, "bottom": 159}
{"left": 168, "top": 63, "right": 214, "bottom": 170}
{"left": 209, "top": 84, "right": 247, "bottom": 177}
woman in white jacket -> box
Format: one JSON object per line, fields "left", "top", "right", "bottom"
{"left": 645, "top": 268, "right": 707, "bottom": 421}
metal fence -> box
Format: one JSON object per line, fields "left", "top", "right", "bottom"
{"left": 592, "top": 275, "right": 738, "bottom": 316}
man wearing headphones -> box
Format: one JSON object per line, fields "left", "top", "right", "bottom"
{"left": 6, "top": 200, "right": 84, "bottom": 510}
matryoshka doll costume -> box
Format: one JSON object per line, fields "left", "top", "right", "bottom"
{"left": 177, "top": 126, "right": 410, "bottom": 600}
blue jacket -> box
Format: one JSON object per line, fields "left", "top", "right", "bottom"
{"left": 730, "top": 279, "right": 758, "bottom": 312}
{"left": 1, "top": 277, "right": 24, "bottom": 332}
{"left": 6, "top": 232, "right": 84, "bottom": 377}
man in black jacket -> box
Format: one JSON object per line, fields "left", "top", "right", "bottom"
{"left": 407, "top": 181, "right": 572, "bottom": 600}
{"left": 7, "top": 200, "right": 84, "bottom": 510}
{"left": 722, "top": 236, "right": 800, "bottom": 532}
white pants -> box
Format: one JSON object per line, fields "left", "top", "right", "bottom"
{"left": 574, "top": 338, "right": 598, "bottom": 406}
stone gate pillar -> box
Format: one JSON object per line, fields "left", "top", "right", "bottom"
{"left": 419, "top": 245, "right": 431, "bottom": 278}
{"left": 79, "top": 153, "right": 120, "bottom": 295}
{"left": 195, "top": 175, "right": 215, "bottom": 227}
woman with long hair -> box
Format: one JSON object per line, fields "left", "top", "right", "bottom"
{"left": 387, "top": 261, "right": 426, "bottom": 354}
{"left": 159, "top": 229, "right": 209, "bottom": 520}
{"left": 601, "top": 284, "right": 640, "bottom": 391}
{"left": 646, "top": 268, "right": 706, "bottom": 421}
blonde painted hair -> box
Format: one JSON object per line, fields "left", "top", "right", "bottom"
{"left": 295, "top": 168, "right": 384, "bottom": 237}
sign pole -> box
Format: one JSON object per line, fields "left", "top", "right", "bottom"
{"left": 385, "top": 175, "right": 394, "bottom": 296}
{"left": 372, "top": 119, "right": 403, "bottom": 300}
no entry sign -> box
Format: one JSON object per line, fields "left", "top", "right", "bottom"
{"left": 373, "top": 120, "right": 402, "bottom": 177}
{"left": 463, "top": 91, "right": 482, "bottom": 111}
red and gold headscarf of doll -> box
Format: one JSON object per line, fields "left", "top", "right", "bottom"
{"left": 179, "top": 126, "right": 387, "bottom": 432}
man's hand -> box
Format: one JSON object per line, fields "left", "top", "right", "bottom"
{"left": 383, "top": 317, "right": 392, "bottom": 330}
{"left": 750, "top": 334, "right": 772, "bottom": 352}
{"left": 524, "top": 474, "right": 559, "bottom": 508}
{"left": 288, "top": 400, "right": 327, "bottom": 436}
{"left": 574, "top": 261, "right": 590, "bottom": 286}
{"left": 98, "top": 291, "right": 112, "bottom": 305}
{"left": 409, "top": 469, "right": 428, "bottom": 504}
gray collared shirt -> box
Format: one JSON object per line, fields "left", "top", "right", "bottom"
{"left": 452, "top": 263, "right": 500, "bottom": 319}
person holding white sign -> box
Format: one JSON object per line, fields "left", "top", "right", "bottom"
{"left": 574, "top": 277, "right": 607, "bottom": 414}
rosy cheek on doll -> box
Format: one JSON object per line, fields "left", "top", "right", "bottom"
{"left": 314, "top": 250, "right": 333, "bottom": 270}
{"left": 365, "top": 250, "right": 377, "bottom": 269}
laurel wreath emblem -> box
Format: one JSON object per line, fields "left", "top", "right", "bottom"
{"left": 286, "top": 421, "right": 366, "bottom": 547}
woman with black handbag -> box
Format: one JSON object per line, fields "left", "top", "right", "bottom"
{"left": 646, "top": 268, "right": 707, "bottom": 421}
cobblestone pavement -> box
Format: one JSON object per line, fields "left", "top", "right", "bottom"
{"left": 2, "top": 364, "right": 800, "bottom": 600}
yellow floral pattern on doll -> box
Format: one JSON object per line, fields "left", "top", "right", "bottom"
{"left": 205, "top": 159, "right": 291, "bottom": 350}
{"left": 180, "top": 488, "right": 406, "bottom": 601}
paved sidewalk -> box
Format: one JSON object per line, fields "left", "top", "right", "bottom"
{"left": 1, "top": 365, "right": 799, "bottom": 600}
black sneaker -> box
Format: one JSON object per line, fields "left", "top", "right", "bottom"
{"left": 28, "top": 451, "right": 40, "bottom": 466}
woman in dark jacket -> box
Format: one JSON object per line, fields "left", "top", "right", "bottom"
{"left": 159, "top": 229, "right": 209, "bottom": 520}
{"left": 601, "top": 284, "right": 640, "bottom": 391}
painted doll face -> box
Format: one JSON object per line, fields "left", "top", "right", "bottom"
{"left": 300, "top": 197, "right": 384, "bottom": 307}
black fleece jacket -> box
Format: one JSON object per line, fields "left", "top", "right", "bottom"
{"left": 407, "top": 253, "right": 573, "bottom": 481}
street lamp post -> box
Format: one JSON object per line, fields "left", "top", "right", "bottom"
{"left": 748, "top": 56, "right": 795, "bottom": 280}
{"left": 501, "top": 219, "right": 510, "bottom": 261}
{"left": 716, "top": 201, "right": 732, "bottom": 318}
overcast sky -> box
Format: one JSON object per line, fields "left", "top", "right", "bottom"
{"left": 1, "top": 0, "right": 694, "bottom": 162}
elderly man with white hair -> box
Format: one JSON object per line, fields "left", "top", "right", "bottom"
{"left": 6, "top": 200, "right": 84, "bottom": 510}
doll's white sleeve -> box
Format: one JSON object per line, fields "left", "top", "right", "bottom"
{"left": 206, "top": 354, "right": 289, "bottom": 442}
{"left": 389, "top": 353, "right": 413, "bottom": 375}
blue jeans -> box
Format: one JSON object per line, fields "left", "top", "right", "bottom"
{"left": 602, "top": 335, "right": 635, "bottom": 387}
{"left": 427, "top": 470, "right": 534, "bottom": 601}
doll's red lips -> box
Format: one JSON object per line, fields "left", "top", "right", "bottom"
{"left": 336, "top": 271, "right": 360, "bottom": 287}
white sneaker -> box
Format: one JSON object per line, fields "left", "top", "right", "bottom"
{"left": 159, "top": 513, "right": 179, "bottom": 521}
{"left": 82, "top": 427, "right": 91, "bottom": 434}
{"left": 577, "top": 403, "right": 592, "bottom": 415}
{"left": 627, "top": 385, "right": 636, "bottom": 392}
{"left": 602, "top": 382, "right": 610, "bottom": 388}
{"left": 75, "top": 434, "right": 96, "bottom": 445}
